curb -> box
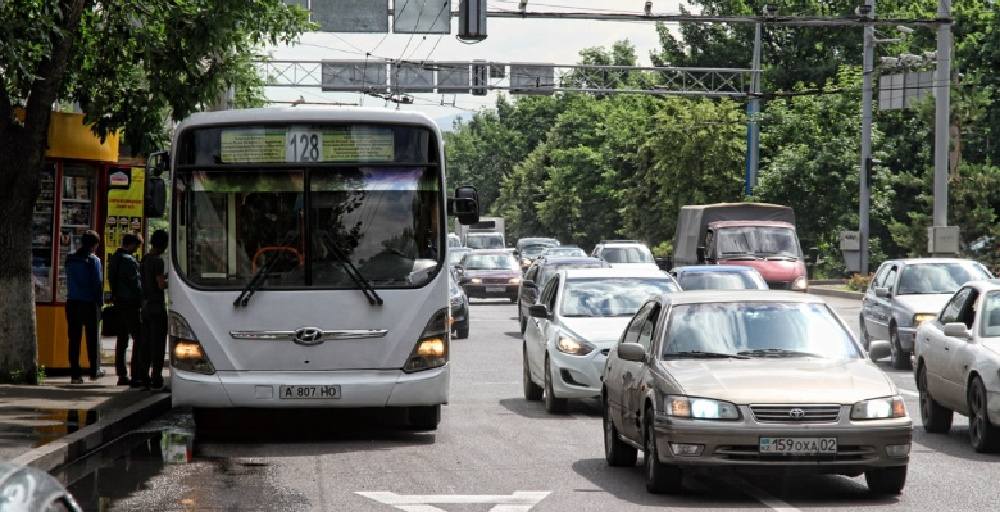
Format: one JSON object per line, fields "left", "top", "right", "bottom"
{"left": 11, "top": 393, "right": 171, "bottom": 472}
{"left": 809, "top": 287, "right": 863, "bottom": 300}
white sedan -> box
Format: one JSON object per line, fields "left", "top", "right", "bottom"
{"left": 522, "top": 268, "right": 679, "bottom": 413}
{"left": 913, "top": 279, "right": 1000, "bottom": 452}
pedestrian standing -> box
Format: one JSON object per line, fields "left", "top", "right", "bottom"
{"left": 65, "top": 231, "right": 104, "bottom": 384}
{"left": 140, "top": 230, "right": 169, "bottom": 390}
{"left": 108, "top": 233, "right": 144, "bottom": 387}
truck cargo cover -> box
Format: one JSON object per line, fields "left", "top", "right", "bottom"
{"left": 673, "top": 203, "right": 796, "bottom": 265}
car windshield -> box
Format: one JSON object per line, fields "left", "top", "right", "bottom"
{"left": 982, "top": 291, "right": 1000, "bottom": 337}
{"left": 448, "top": 250, "right": 471, "bottom": 265}
{"left": 561, "top": 278, "right": 678, "bottom": 317}
{"left": 538, "top": 261, "right": 606, "bottom": 288}
{"left": 521, "top": 243, "right": 557, "bottom": 259}
{"left": 677, "top": 271, "right": 766, "bottom": 290}
{"left": 602, "top": 247, "right": 653, "bottom": 264}
{"left": 175, "top": 167, "right": 442, "bottom": 289}
{"left": 896, "top": 263, "right": 992, "bottom": 295}
{"left": 544, "top": 248, "right": 586, "bottom": 257}
{"left": 663, "top": 302, "right": 860, "bottom": 359}
{"left": 462, "top": 253, "right": 518, "bottom": 271}
{"left": 716, "top": 226, "right": 801, "bottom": 258}
{"left": 466, "top": 234, "right": 504, "bottom": 250}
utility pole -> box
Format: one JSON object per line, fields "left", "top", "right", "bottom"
{"left": 745, "top": 21, "right": 762, "bottom": 196}
{"left": 931, "top": 0, "right": 952, "bottom": 252}
{"left": 858, "top": 0, "right": 875, "bottom": 275}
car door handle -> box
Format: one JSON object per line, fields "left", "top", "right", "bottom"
{"left": 944, "top": 346, "right": 950, "bottom": 351}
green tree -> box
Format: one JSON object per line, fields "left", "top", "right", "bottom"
{"left": 0, "top": 0, "right": 310, "bottom": 382}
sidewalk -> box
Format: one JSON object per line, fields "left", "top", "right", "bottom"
{"left": 0, "top": 339, "right": 171, "bottom": 471}
{"left": 808, "top": 283, "right": 863, "bottom": 300}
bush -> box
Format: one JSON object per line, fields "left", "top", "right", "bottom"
{"left": 846, "top": 273, "right": 873, "bottom": 291}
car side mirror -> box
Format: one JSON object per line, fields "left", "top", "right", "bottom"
{"left": 617, "top": 343, "right": 647, "bottom": 363}
{"left": 448, "top": 186, "right": 480, "bottom": 225}
{"left": 875, "top": 287, "right": 891, "bottom": 299}
{"left": 944, "top": 322, "right": 971, "bottom": 339}
{"left": 528, "top": 304, "right": 549, "bottom": 318}
{"left": 868, "top": 340, "right": 891, "bottom": 360}
{"left": 696, "top": 246, "right": 706, "bottom": 264}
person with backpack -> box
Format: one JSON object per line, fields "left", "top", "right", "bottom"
{"left": 65, "top": 230, "right": 104, "bottom": 384}
{"left": 140, "top": 230, "right": 169, "bottom": 389}
{"left": 108, "top": 233, "right": 144, "bottom": 387}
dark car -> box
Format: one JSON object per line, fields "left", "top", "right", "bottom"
{"left": 671, "top": 265, "right": 768, "bottom": 291}
{"left": 449, "top": 269, "right": 470, "bottom": 339}
{"left": 455, "top": 250, "right": 522, "bottom": 302}
{"left": 515, "top": 237, "right": 561, "bottom": 271}
{"left": 517, "top": 256, "right": 610, "bottom": 332}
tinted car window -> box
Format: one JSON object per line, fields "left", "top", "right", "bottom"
{"left": 601, "top": 247, "right": 653, "bottom": 264}
{"left": 981, "top": 291, "right": 1000, "bottom": 337}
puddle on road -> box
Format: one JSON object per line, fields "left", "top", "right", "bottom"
{"left": 0, "top": 407, "right": 99, "bottom": 449}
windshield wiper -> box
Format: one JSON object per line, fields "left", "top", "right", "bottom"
{"left": 234, "top": 233, "right": 297, "bottom": 308}
{"left": 665, "top": 351, "right": 749, "bottom": 359}
{"left": 738, "top": 348, "right": 824, "bottom": 358}
{"left": 319, "top": 233, "right": 383, "bottom": 306}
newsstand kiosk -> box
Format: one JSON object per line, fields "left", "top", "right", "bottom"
{"left": 33, "top": 111, "right": 146, "bottom": 373}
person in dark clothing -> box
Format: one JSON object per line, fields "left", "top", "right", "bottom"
{"left": 108, "top": 233, "right": 144, "bottom": 387}
{"left": 65, "top": 231, "right": 104, "bottom": 384}
{"left": 140, "top": 230, "right": 169, "bottom": 390}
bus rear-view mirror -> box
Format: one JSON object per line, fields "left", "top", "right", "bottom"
{"left": 448, "top": 185, "right": 480, "bottom": 225}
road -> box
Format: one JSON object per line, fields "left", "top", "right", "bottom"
{"left": 62, "top": 296, "right": 1000, "bottom": 511}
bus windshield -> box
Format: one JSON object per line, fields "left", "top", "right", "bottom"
{"left": 174, "top": 125, "right": 443, "bottom": 289}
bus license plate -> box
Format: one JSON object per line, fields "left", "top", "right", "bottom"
{"left": 759, "top": 437, "right": 836, "bottom": 455}
{"left": 486, "top": 286, "right": 506, "bottom": 292}
{"left": 279, "top": 385, "right": 341, "bottom": 400}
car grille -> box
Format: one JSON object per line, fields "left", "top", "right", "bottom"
{"left": 715, "top": 445, "right": 873, "bottom": 462}
{"left": 482, "top": 277, "right": 510, "bottom": 285}
{"left": 750, "top": 405, "right": 841, "bottom": 423}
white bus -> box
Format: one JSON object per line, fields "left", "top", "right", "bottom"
{"left": 161, "top": 108, "right": 478, "bottom": 430}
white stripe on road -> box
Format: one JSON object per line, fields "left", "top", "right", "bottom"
{"left": 725, "top": 476, "right": 801, "bottom": 512}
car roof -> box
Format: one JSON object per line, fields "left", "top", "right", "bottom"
{"left": 881, "top": 258, "right": 983, "bottom": 266}
{"left": 468, "top": 249, "right": 513, "bottom": 256}
{"left": 967, "top": 280, "right": 1000, "bottom": 291}
{"left": 658, "top": 290, "right": 827, "bottom": 305}
{"left": 672, "top": 265, "right": 762, "bottom": 274}
{"left": 539, "top": 256, "right": 604, "bottom": 265}
{"left": 598, "top": 242, "right": 649, "bottom": 248}
{"left": 562, "top": 268, "right": 670, "bottom": 279}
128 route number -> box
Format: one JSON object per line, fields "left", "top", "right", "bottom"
{"left": 286, "top": 130, "right": 322, "bottom": 163}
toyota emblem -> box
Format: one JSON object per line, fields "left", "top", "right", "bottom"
{"left": 293, "top": 327, "right": 325, "bottom": 346}
{"left": 788, "top": 408, "right": 806, "bottom": 419}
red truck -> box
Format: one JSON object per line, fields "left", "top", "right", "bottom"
{"left": 672, "top": 203, "right": 809, "bottom": 291}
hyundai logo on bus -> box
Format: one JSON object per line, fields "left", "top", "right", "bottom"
{"left": 789, "top": 408, "right": 806, "bottom": 419}
{"left": 293, "top": 327, "right": 325, "bottom": 346}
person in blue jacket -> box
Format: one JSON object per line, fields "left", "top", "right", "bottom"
{"left": 64, "top": 230, "right": 104, "bottom": 384}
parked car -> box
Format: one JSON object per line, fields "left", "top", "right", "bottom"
{"left": 523, "top": 268, "right": 679, "bottom": 413}
{"left": 517, "top": 256, "right": 609, "bottom": 333}
{"left": 454, "top": 250, "right": 521, "bottom": 302}
{"left": 671, "top": 265, "right": 768, "bottom": 290}
{"left": 861, "top": 258, "right": 992, "bottom": 369}
{"left": 591, "top": 240, "right": 659, "bottom": 270}
{"left": 449, "top": 269, "right": 470, "bottom": 339}
{"left": 448, "top": 247, "right": 472, "bottom": 269}
{"left": 913, "top": 279, "right": 1000, "bottom": 452}
{"left": 602, "top": 291, "right": 912, "bottom": 495}
{"left": 516, "top": 237, "right": 561, "bottom": 271}
{"left": 541, "top": 246, "right": 587, "bottom": 258}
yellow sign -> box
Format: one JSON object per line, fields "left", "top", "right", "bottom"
{"left": 104, "top": 167, "right": 145, "bottom": 293}
{"left": 323, "top": 128, "right": 394, "bottom": 162}
{"left": 221, "top": 129, "right": 285, "bottom": 163}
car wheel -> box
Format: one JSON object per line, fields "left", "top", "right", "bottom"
{"left": 455, "top": 320, "right": 470, "bottom": 340}
{"left": 408, "top": 405, "right": 441, "bottom": 430}
{"left": 603, "top": 394, "right": 637, "bottom": 467}
{"left": 968, "top": 376, "right": 1000, "bottom": 453}
{"left": 865, "top": 466, "right": 907, "bottom": 495}
{"left": 917, "top": 364, "right": 953, "bottom": 434}
{"left": 889, "top": 326, "right": 912, "bottom": 370}
{"left": 523, "top": 346, "right": 543, "bottom": 401}
{"left": 543, "top": 356, "right": 568, "bottom": 413}
{"left": 859, "top": 314, "right": 871, "bottom": 350}
{"left": 644, "top": 409, "right": 682, "bottom": 494}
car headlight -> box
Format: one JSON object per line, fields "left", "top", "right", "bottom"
{"left": 791, "top": 276, "right": 808, "bottom": 291}
{"left": 851, "top": 396, "right": 906, "bottom": 420}
{"left": 665, "top": 395, "right": 740, "bottom": 420}
{"left": 556, "top": 334, "right": 594, "bottom": 356}
{"left": 469, "top": 278, "right": 482, "bottom": 284}
{"left": 913, "top": 313, "right": 936, "bottom": 326}
{"left": 522, "top": 258, "right": 531, "bottom": 266}
{"left": 509, "top": 277, "right": 521, "bottom": 284}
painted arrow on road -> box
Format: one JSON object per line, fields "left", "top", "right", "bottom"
{"left": 357, "top": 491, "right": 551, "bottom": 512}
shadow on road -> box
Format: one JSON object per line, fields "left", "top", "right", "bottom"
{"left": 504, "top": 331, "right": 522, "bottom": 339}
{"left": 498, "top": 397, "right": 601, "bottom": 419}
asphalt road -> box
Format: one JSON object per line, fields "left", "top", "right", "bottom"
{"left": 63, "top": 296, "right": 1000, "bottom": 512}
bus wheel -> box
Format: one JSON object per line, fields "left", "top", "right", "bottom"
{"left": 409, "top": 405, "right": 441, "bottom": 430}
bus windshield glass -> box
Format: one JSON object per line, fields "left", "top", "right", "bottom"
{"left": 174, "top": 124, "right": 443, "bottom": 289}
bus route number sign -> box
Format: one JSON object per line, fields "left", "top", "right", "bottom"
{"left": 286, "top": 130, "right": 322, "bottom": 163}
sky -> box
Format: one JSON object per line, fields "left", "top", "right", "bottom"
{"left": 264, "top": 0, "right": 685, "bottom": 127}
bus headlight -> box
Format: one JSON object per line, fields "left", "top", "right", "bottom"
{"left": 168, "top": 311, "right": 215, "bottom": 375}
{"left": 404, "top": 308, "right": 450, "bottom": 373}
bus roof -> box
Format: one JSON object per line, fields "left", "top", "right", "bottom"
{"left": 174, "top": 107, "right": 440, "bottom": 133}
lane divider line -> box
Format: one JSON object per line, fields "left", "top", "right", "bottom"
{"left": 724, "top": 475, "right": 801, "bottom": 512}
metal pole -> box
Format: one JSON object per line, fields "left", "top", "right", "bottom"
{"left": 858, "top": 0, "right": 875, "bottom": 275}
{"left": 745, "top": 22, "right": 762, "bottom": 196}
{"left": 932, "top": 0, "right": 951, "bottom": 232}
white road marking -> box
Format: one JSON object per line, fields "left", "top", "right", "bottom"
{"left": 357, "top": 491, "right": 551, "bottom": 512}
{"left": 725, "top": 476, "right": 801, "bottom": 512}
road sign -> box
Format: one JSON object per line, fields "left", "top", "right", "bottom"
{"left": 392, "top": 62, "right": 435, "bottom": 93}
{"left": 394, "top": 0, "right": 452, "bottom": 34}
{"left": 310, "top": 0, "right": 389, "bottom": 33}
{"left": 509, "top": 64, "right": 555, "bottom": 95}
{"left": 321, "top": 61, "right": 388, "bottom": 92}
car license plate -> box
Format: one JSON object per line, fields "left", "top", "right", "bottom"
{"left": 759, "top": 437, "right": 837, "bottom": 454}
{"left": 279, "top": 385, "right": 341, "bottom": 399}
{"left": 486, "top": 286, "right": 506, "bottom": 292}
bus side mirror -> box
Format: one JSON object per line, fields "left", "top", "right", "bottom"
{"left": 146, "top": 150, "right": 169, "bottom": 178}
{"left": 448, "top": 185, "right": 480, "bottom": 226}
{"left": 145, "top": 176, "right": 166, "bottom": 218}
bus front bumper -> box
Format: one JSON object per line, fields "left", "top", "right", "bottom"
{"left": 171, "top": 365, "right": 449, "bottom": 408}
